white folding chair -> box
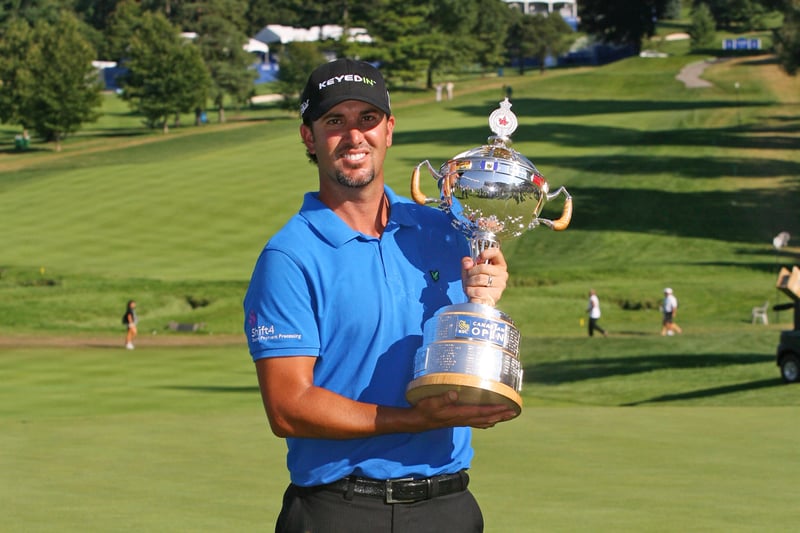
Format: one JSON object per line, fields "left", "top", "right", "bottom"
{"left": 751, "top": 301, "right": 769, "bottom": 325}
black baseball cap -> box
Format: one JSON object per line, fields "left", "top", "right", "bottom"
{"left": 300, "top": 58, "right": 391, "bottom": 122}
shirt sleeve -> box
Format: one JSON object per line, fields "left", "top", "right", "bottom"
{"left": 243, "top": 247, "right": 321, "bottom": 361}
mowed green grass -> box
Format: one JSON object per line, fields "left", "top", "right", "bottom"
{"left": 3, "top": 345, "right": 800, "bottom": 532}
{"left": 2, "top": 50, "right": 800, "bottom": 531}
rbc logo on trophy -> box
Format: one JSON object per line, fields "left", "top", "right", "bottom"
{"left": 406, "top": 99, "right": 573, "bottom": 419}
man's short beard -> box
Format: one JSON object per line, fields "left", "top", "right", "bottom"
{"left": 336, "top": 170, "right": 375, "bottom": 188}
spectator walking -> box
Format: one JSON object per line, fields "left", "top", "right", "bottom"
{"left": 661, "top": 288, "right": 682, "bottom": 336}
{"left": 122, "top": 300, "right": 138, "bottom": 349}
{"left": 586, "top": 289, "right": 607, "bottom": 337}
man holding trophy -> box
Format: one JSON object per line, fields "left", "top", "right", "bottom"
{"left": 244, "top": 59, "right": 515, "bottom": 532}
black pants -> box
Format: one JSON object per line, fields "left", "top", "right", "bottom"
{"left": 589, "top": 317, "right": 606, "bottom": 336}
{"left": 275, "top": 482, "right": 484, "bottom": 533}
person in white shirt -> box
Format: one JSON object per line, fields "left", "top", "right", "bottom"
{"left": 661, "top": 288, "right": 683, "bottom": 336}
{"left": 586, "top": 289, "right": 607, "bottom": 337}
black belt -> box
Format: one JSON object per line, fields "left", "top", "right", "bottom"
{"left": 318, "top": 470, "right": 469, "bottom": 504}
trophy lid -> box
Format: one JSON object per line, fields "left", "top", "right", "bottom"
{"left": 440, "top": 98, "right": 547, "bottom": 193}
{"left": 411, "top": 98, "right": 572, "bottom": 242}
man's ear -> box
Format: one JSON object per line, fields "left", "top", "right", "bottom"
{"left": 385, "top": 114, "right": 395, "bottom": 148}
{"left": 300, "top": 124, "right": 315, "bottom": 155}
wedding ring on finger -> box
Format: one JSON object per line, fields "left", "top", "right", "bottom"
{"left": 486, "top": 275, "right": 494, "bottom": 287}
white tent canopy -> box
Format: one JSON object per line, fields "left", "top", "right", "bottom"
{"left": 243, "top": 38, "right": 269, "bottom": 54}
{"left": 254, "top": 24, "right": 372, "bottom": 45}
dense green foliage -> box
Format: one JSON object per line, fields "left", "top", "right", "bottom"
{"left": 508, "top": 12, "right": 574, "bottom": 75}
{"left": 695, "top": 0, "right": 772, "bottom": 30}
{"left": 120, "top": 11, "right": 211, "bottom": 132}
{"left": 24, "top": 12, "right": 103, "bottom": 149}
{"left": 689, "top": 3, "right": 717, "bottom": 49}
{"left": 579, "top": 0, "right": 673, "bottom": 53}
{"left": 187, "top": 0, "right": 256, "bottom": 122}
{"left": 773, "top": 2, "right": 800, "bottom": 74}
{"left": 0, "top": 12, "right": 102, "bottom": 150}
{"left": 275, "top": 41, "right": 327, "bottom": 110}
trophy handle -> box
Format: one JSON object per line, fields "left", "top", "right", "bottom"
{"left": 410, "top": 161, "right": 441, "bottom": 205}
{"left": 536, "top": 187, "right": 573, "bottom": 231}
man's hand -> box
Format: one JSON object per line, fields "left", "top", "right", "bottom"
{"left": 411, "top": 390, "right": 518, "bottom": 429}
{"left": 461, "top": 247, "right": 508, "bottom": 307}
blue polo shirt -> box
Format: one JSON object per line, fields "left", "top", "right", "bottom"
{"left": 244, "top": 185, "right": 473, "bottom": 486}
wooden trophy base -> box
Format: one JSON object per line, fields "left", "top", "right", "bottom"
{"left": 406, "top": 372, "right": 522, "bottom": 418}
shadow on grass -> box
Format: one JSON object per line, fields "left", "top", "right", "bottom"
{"left": 559, "top": 186, "right": 800, "bottom": 244}
{"left": 165, "top": 385, "right": 259, "bottom": 393}
{"left": 395, "top": 119, "right": 797, "bottom": 155}
{"left": 84, "top": 129, "right": 153, "bottom": 139}
{"left": 454, "top": 97, "right": 767, "bottom": 121}
{"left": 623, "top": 377, "right": 783, "bottom": 405}
{"left": 0, "top": 146, "right": 48, "bottom": 155}
{"left": 527, "top": 352, "right": 773, "bottom": 385}
{"left": 691, "top": 261, "right": 799, "bottom": 275}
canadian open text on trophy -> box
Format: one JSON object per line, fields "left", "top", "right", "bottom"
{"left": 406, "top": 99, "right": 573, "bottom": 419}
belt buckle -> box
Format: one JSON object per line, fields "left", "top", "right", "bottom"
{"left": 385, "top": 477, "right": 416, "bottom": 504}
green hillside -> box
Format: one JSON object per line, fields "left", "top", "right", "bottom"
{"left": 1, "top": 53, "right": 797, "bottom": 342}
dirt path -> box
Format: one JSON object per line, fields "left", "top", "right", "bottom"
{"left": 0, "top": 333, "right": 245, "bottom": 349}
{"left": 676, "top": 59, "right": 716, "bottom": 88}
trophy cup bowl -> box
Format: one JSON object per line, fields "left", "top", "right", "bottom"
{"left": 406, "top": 98, "right": 573, "bottom": 418}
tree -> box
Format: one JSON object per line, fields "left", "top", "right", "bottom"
{"left": 0, "top": 0, "right": 64, "bottom": 27}
{"left": 73, "top": 0, "right": 123, "bottom": 31}
{"left": 275, "top": 41, "right": 326, "bottom": 113}
{"left": 689, "top": 3, "right": 716, "bottom": 50}
{"left": 471, "top": 0, "right": 516, "bottom": 72}
{"left": 362, "top": 1, "right": 433, "bottom": 84}
{"left": 0, "top": 13, "right": 103, "bottom": 151}
{"left": 506, "top": 11, "right": 536, "bottom": 75}
{"left": 773, "top": 3, "right": 800, "bottom": 75}
{"left": 26, "top": 12, "right": 104, "bottom": 151}
{"left": 506, "top": 12, "right": 573, "bottom": 75}
{"left": 536, "top": 13, "right": 574, "bottom": 73}
{"left": 102, "top": 0, "right": 144, "bottom": 62}
{"left": 419, "top": 1, "right": 481, "bottom": 89}
{"left": 664, "top": 0, "right": 683, "bottom": 19}
{"left": 695, "top": 0, "right": 770, "bottom": 31}
{"left": 120, "top": 11, "right": 211, "bottom": 133}
{"left": 0, "top": 18, "right": 34, "bottom": 128}
{"left": 181, "top": 0, "right": 257, "bottom": 123}
{"left": 579, "top": 0, "right": 670, "bottom": 54}
{"left": 362, "top": 0, "right": 513, "bottom": 88}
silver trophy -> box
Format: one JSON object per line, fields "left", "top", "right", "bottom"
{"left": 406, "top": 98, "right": 573, "bottom": 418}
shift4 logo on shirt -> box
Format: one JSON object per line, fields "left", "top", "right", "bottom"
{"left": 251, "top": 323, "right": 275, "bottom": 341}
{"left": 247, "top": 309, "right": 302, "bottom": 343}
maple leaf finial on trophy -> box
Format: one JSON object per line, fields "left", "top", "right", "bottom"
{"left": 488, "top": 98, "right": 518, "bottom": 144}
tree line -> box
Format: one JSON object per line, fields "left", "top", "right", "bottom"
{"left": 1, "top": 0, "right": 797, "bottom": 150}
